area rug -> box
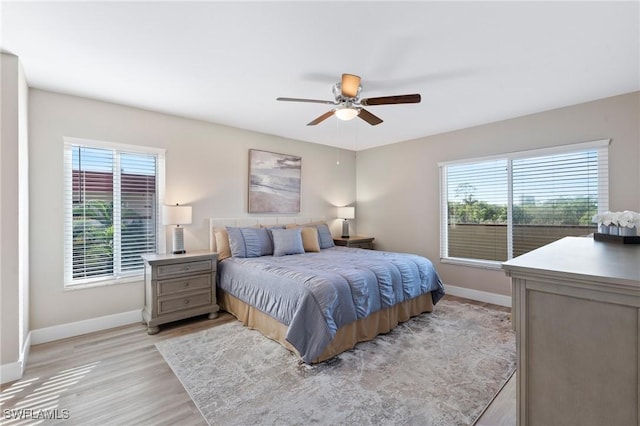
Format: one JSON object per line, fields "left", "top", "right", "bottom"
{"left": 156, "top": 299, "right": 515, "bottom": 426}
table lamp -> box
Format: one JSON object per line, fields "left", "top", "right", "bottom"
{"left": 337, "top": 206, "right": 355, "bottom": 238}
{"left": 162, "top": 204, "right": 192, "bottom": 254}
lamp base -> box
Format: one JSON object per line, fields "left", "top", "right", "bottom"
{"left": 341, "top": 220, "right": 350, "bottom": 239}
{"left": 172, "top": 226, "right": 186, "bottom": 254}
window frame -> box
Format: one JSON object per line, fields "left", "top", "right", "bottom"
{"left": 63, "top": 137, "right": 166, "bottom": 289}
{"left": 438, "top": 139, "right": 610, "bottom": 269}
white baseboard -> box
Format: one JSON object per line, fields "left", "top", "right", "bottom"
{"left": 1, "top": 333, "right": 32, "bottom": 384}
{"left": 1, "top": 360, "right": 24, "bottom": 385}
{"left": 444, "top": 284, "right": 512, "bottom": 308}
{"left": 31, "top": 310, "right": 142, "bottom": 345}
{"left": 2, "top": 311, "right": 140, "bottom": 384}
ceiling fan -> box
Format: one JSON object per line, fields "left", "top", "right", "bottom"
{"left": 276, "top": 73, "right": 421, "bottom": 126}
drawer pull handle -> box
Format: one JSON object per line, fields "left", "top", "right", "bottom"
{"left": 185, "top": 281, "right": 190, "bottom": 287}
{"left": 184, "top": 266, "right": 191, "bottom": 271}
{"left": 184, "top": 299, "right": 190, "bottom": 305}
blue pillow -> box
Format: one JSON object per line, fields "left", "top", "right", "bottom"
{"left": 226, "top": 227, "right": 262, "bottom": 258}
{"left": 315, "top": 223, "right": 335, "bottom": 249}
{"left": 261, "top": 225, "right": 285, "bottom": 255}
{"left": 261, "top": 225, "right": 284, "bottom": 256}
{"left": 255, "top": 227, "right": 273, "bottom": 256}
{"left": 271, "top": 228, "right": 305, "bottom": 257}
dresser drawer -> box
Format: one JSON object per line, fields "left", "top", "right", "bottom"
{"left": 158, "top": 290, "right": 212, "bottom": 315}
{"left": 156, "top": 259, "right": 213, "bottom": 278}
{"left": 157, "top": 274, "right": 211, "bottom": 297}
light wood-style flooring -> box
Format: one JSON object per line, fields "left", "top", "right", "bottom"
{"left": 1, "top": 295, "right": 514, "bottom": 425}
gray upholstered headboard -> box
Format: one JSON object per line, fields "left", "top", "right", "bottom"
{"left": 208, "top": 216, "right": 328, "bottom": 252}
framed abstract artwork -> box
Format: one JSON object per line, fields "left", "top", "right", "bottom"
{"left": 248, "top": 149, "right": 301, "bottom": 213}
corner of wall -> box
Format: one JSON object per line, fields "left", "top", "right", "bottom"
{"left": 1, "top": 52, "right": 31, "bottom": 384}
{"left": 0, "top": 332, "right": 30, "bottom": 385}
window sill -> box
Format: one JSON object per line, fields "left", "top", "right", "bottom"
{"left": 64, "top": 274, "right": 143, "bottom": 291}
{"left": 440, "top": 257, "right": 505, "bottom": 271}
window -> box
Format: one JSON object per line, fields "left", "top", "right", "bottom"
{"left": 64, "top": 138, "right": 165, "bottom": 287}
{"left": 439, "top": 139, "right": 609, "bottom": 268}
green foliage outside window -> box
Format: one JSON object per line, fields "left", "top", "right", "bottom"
{"left": 448, "top": 196, "right": 597, "bottom": 226}
{"left": 72, "top": 199, "right": 154, "bottom": 278}
{"left": 73, "top": 200, "right": 114, "bottom": 278}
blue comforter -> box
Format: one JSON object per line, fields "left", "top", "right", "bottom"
{"left": 218, "top": 246, "right": 444, "bottom": 362}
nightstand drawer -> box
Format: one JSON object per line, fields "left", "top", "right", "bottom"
{"left": 350, "top": 242, "right": 373, "bottom": 249}
{"left": 158, "top": 290, "right": 212, "bottom": 315}
{"left": 333, "top": 236, "right": 375, "bottom": 249}
{"left": 156, "top": 260, "right": 213, "bottom": 278}
{"left": 157, "top": 274, "right": 211, "bottom": 296}
{"left": 142, "top": 252, "right": 219, "bottom": 334}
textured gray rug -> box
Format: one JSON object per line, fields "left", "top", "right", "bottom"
{"left": 156, "top": 299, "right": 515, "bottom": 426}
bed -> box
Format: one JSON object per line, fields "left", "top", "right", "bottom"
{"left": 210, "top": 217, "right": 444, "bottom": 363}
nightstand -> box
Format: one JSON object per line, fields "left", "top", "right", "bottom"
{"left": 333, "top": 236, "right": 375, "bottom": 249}
{"left": 141, "top": 251, "right": 219, "bottom": 335}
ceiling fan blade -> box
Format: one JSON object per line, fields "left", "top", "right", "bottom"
{"left": 358, "top": 108, "right": 383, "bottom": 126}
{"left": 307, "top": 110, "right": 335, "bottom": 126}
{"left": 277, "top": 97, "right": 336, "bottom": 105}
{"left": 360, "top": 94, "right": 421, "bottom": 106}
{"left": 341, "top": 74, "right": 361, "bottom": 98}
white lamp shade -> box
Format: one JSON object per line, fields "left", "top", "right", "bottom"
{"left": 336, "top": 206, "right": 355, "bottom": 220}
{"left": 162, "top": 205, "right": 192, "bottom": 225}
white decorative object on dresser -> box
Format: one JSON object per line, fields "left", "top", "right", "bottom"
{"left": 142, "top": 251, "right": 219, "bottom": 335}
{"left": 502, "top": 236, "right": 640, "bottom": 426}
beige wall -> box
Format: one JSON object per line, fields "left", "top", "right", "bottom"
{"left": 28, "top": 89, "right": 356, "bottom": 329}
{"left": 1, "top": 53, "right": 29, "bottom": 379}
{"left": 18, "top": 87, "right": 640, "bottom": 334}
{"left": 356, "top": 92, "right": 640, "bottom": 296}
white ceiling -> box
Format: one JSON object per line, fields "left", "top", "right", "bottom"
{"left": 2, "top": 1, "right": 639, "bottom": 151}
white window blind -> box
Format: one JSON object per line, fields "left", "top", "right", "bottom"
{"left": 439, "top": 140, "right": 609, "bottom": 267}
{"left": 64, "top": 138, "right": 165, "bottom": 287}
{"left": 444, "top": 159, "right": 509, "bottom": 262}
{"left": 511, "top": 149, "right": 604, "bottom": 257}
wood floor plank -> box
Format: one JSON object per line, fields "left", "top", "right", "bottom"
{"left": 1, "top": 297, "right": 515, "bottom": 425}
{"left": 475, "top": 371, "right": 517, "bottom": 426}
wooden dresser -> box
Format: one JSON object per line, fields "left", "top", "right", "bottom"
{"left": 142, "top": 251, "right": 219, "bottom": 334}
{"left": 502, "top": 237, "right": 640, "bottom": 426}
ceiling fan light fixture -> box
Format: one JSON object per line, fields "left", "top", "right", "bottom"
{"left": 335, "top": 107, "right": 359, "bottom": 121}
{"left": 277, "top": 73, "right": 420, "bottom": 126}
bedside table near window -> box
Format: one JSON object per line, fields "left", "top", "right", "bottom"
{"left": 141, "top": 251, "right": 219, "bottom": 335}
{"left": 333, "top": 236, "right": 375, "bottom": 250}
